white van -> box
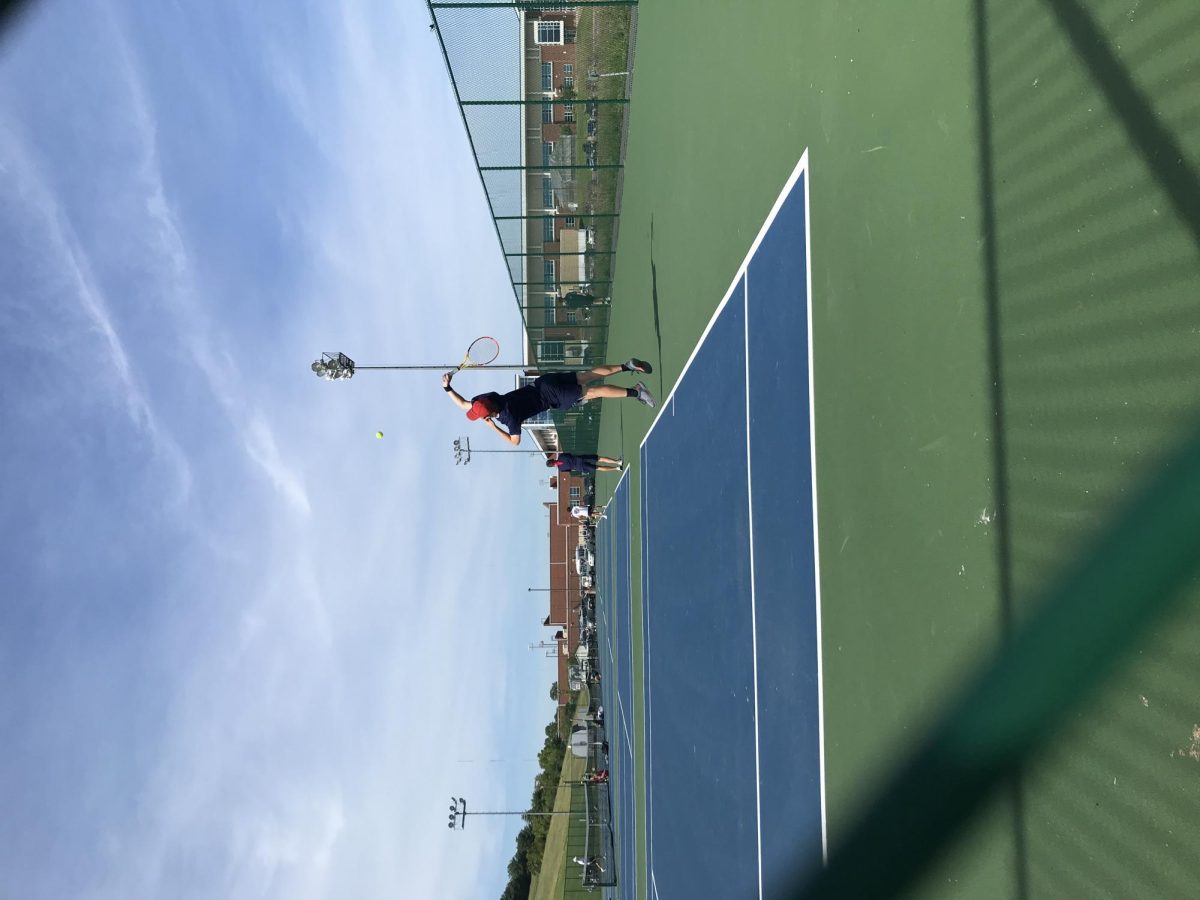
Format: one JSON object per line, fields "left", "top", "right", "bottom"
{"left": 574, "top": 544, "right": 594, "bottom": 576}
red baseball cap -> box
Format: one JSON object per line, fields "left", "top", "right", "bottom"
{"left": 467, "top": 399, "right": 492, "bottom": 421}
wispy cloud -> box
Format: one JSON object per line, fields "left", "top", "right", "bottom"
{"left": 1, "top": 2, "right": 555, "bottom": 897}
{"left": 114, "top": 12, "right": 315, "bottom": 518}
{"left": 0, "top": 121, "right": 194, "bottom": 511}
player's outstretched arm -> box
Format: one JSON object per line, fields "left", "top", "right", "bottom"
{"left": 442, "top": 372, "right": 470, "bottom": 412}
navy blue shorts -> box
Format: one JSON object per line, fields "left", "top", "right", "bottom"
{"left": 558, "top": 453, "right": 600, "bottom": 472}
{"left": 535, "top": 372, "right": 584, "bottom": 410}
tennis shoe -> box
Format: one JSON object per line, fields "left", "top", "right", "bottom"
{"left": 634, "top": 382, "right": 656, "bottom": 408}
{"left": 624, "top": 357, "right": 653, "bottom": 374}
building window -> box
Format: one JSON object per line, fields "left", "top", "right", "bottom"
{"left": 564, "top": 216, "right": 576, "bottom": 228}
{"left": 563, "top": 64, "right": 573, "bottom": 88}
{"left": 542, "top": 175, "right": 554, "bottom": 208}
{"left": 542, "top": 102, "right": 553, "bottom": 124}
{"left": 544, "top": 259, "right": 556, "bottom": 309}
{"left": 542, "top": 141, "right": 553, "bottom": 167}
{"left": 563, "top": 105, "right": 574, "bottom": 123}
{"left": 569, "top": 486, "right": 581, "bottom": 501}
{"left": 565, "top": 29, "right": 576, "bottom": 44}
{"left": 539, "top": 340, "right": 565, "bottom": 363}
{"left": 543, "top": 218, "right": 555, "bottom": 242}
{"left": 536, "top": 20, "right": 564, "bottom": 44}
{"left": 541, "top": 62, "right": 553, "bottom": 91}
{"left": 566, "top": 310, "right": 577, "bottom": 324}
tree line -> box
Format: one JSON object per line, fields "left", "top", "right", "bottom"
{"left": 498, "top": 687, "right": 576, "bottom": 899}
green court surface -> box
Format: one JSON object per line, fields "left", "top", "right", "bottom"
{"left": 593, "top": 1, "right": 1200, "bottom": 897}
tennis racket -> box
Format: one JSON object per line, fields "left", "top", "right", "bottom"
{"left": 453, "top": 336, "right": 500, "bottom": 373}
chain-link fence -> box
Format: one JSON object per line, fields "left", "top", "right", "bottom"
{"left": 428, "top": 1, "right": 638, "bottom": 453}
{"left": 557, "top": 724, "right": 614, "bottom": 896}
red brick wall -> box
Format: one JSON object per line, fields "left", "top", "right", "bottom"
{"left": 545, "top": 465, "right": 586, "bottom": 706}
{"left": 529, "top": 11, "right": 579, "bottom": 142}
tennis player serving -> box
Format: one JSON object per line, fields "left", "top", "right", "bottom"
{"left": 442, "top": 359, "right": 655, "bottom": 446}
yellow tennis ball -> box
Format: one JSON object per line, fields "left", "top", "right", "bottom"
{"left": 376, "top": 431, "right": 384, "bottom": 439}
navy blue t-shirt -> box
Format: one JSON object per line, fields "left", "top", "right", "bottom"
{"left": 472, "top": 385, "right": 545, "bottom": 436}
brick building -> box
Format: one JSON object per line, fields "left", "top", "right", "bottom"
{"left": 520, "top": 9, "right": 596, "bottom": 370}
{"left": 543, "top": 465, "right": 589, "bottom": 712}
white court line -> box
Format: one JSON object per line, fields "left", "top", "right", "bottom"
{"left": 640, "top": 151, "right": 814, "bottom": 451}
{"left": 618, "top": 693, "right": 633, "bottom": 758}
{"left": 651, "top": 869, "right": 661, "bottom": 900}
{"left": 622, "top": 467, "right": 642, "bottom": 900}
{"left": 637, "top": 150, "right": 829, "bottom": 872}
{"left": 803, "top": 152, "right": 830, "bottom": 863}
{"left": 640, "top": 444, "right": 654, "bottom": 896}
{"left": 623, "top": 470, "right": 637, "bottom": 867}
{"left": 743, "top": 272, "right": 765, "bottom": 900}
{"left": 610, "top": 462, "right": 632, "bottom": 497}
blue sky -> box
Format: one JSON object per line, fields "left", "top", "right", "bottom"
{"left": 0, "top": 1, "right": 557, "bottom": 896}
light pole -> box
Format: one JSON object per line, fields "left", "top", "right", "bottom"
{"left": 453, "top": 436, "right": 548, "bottom": 465}
{"left": 447, "top": 796, "right": 573, "bottom": 831}
{"left": 311, "top": 351, "right": 586, "bottom": 379}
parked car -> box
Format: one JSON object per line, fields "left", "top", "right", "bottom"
{"left": 575, "top": 544, "right": 595, "bottom": 576}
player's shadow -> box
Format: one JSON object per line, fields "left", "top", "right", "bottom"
{"left": 649, "top": 215, "right": 664, "bottom": 401}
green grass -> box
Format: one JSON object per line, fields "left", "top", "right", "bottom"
{"left": 593, "top": 0, "right": 1200, "bottom": 898}
{"left": 530, "top": 710, "right": 590, "bottom": 900}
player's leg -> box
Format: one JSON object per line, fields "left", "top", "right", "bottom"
{"left": 581, "top": 382, "right": 655, "bottom": 406}
{"left": 574, "top": 357, "right": 653, "bottom": 386}
{"left": 575, "top": 364, "right": 623, "bottom": 385}
{"left": 581, "top": 384, "right": 628, "bottom": 399}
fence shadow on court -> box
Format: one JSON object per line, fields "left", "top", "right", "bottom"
{"left": 789, "top": 0, "right": 1200, "bottom": 896}
{"left": 979, "top": 0, "right": 1200, "bottom": 897}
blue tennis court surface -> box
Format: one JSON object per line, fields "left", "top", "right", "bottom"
{"left": 596, "top": 472, "right": 636, "bottom": 900}
{"left": 596, "top": 154, "right": 823, "bottom": 899}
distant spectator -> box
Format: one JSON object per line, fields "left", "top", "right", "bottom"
{"left": 571, "top": 504, "right": 605, "bottom": 523}
{"left": 547, "top": 451, "right": 623, "bottom": 474}
{"left": 562, "top": 291, "right": 610, "bottom": 310}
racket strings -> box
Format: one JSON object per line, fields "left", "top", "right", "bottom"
{"left": 465, "top": 336, "right": 500, "bottom": 368}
